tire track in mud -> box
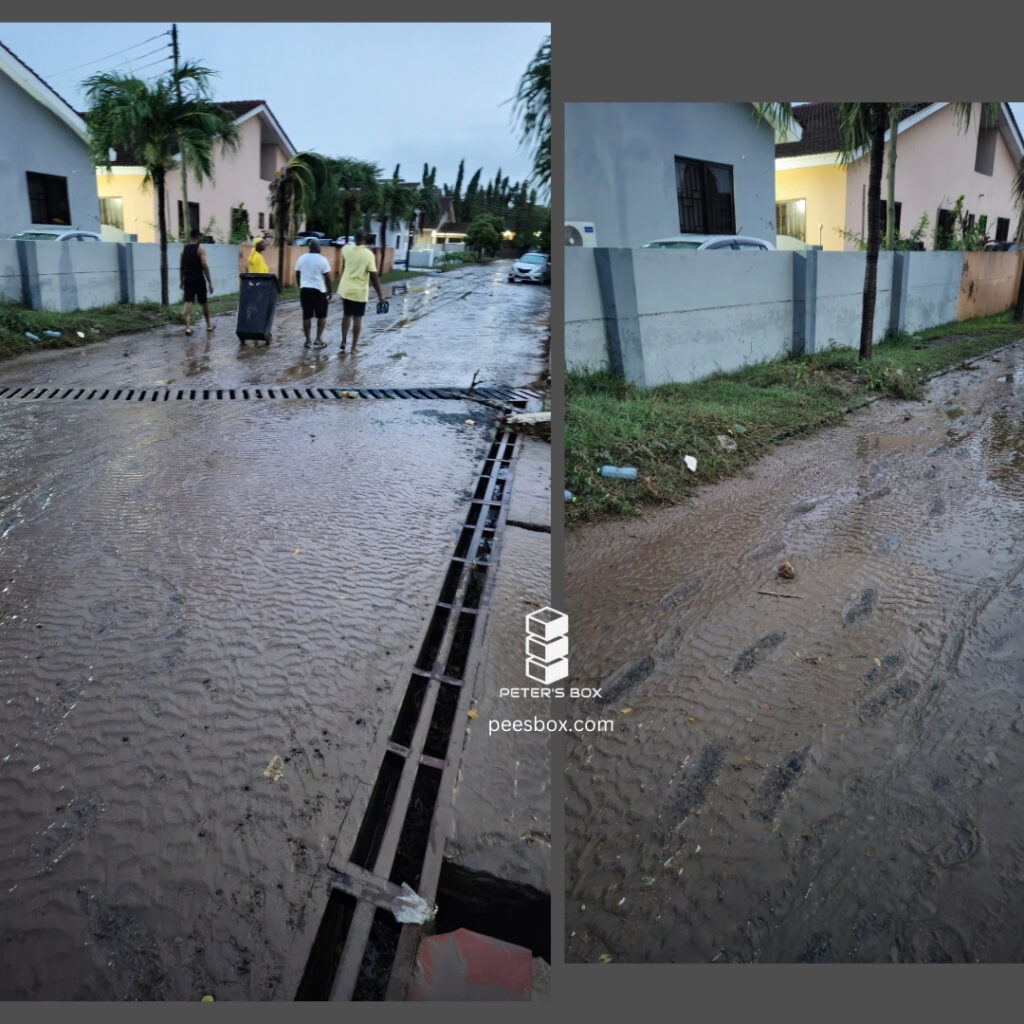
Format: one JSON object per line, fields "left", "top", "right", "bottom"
{"left": 567, "top": 345, "right": 1024, "bottom": 963}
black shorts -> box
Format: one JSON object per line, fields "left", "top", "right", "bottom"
{"left": 342, "top": 298, "right": 367, "bottom": 317}
{"left": 300, "top": 288, "right": 328, "bottom": 320}
{"left": 182, "top": 278, "right": 207, "bottom": 303}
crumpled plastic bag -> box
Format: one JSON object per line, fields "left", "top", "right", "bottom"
{"left": 391, "top": 882, "right": 437, "bottom": 924}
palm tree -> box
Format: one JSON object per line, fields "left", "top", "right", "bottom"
{"left": 267, "top": 151, "right": 330, "bottom": 282}
{"left": 511, "top": 35, "right": 550, "bottom": 200}
{"left": 376, "top": 166, "right": 415, "bottom": 261}
{"left": 758, "top": 101, "right": 1001, "bottom": 360}
{"left": 84, "top": 64, "right": 239, "bottom": 306}
{"left": 335, "top": 157, "right": 382, "bottom": 241}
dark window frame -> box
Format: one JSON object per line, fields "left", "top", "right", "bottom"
{"left": 996, "top": 217, "right": 1010, "bottom": 242}
{"left": 26, "top": 171, "right": 71, "bottom": 226}
{"left": 879, "top": 200, "right": 902, "bottom": 234}
{"left": 675, "top": 155, "right": 735, "bottom": 234}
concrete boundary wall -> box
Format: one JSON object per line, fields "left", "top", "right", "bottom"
{"left": 0, "top": 241, "right": 257, "bottom": 312}
{"left": 567, "top": 247, "right": 987, "bottom": 385}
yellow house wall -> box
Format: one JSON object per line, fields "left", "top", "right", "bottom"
{"left": 95, "top": 170, "right": 159, "bottom": 242}
{"left": 774, "top": 164, "right": 848, "bottom": 251}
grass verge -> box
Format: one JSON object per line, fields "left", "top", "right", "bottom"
{"left": 566, "top": 312, "right": 1024, "bottom": 526}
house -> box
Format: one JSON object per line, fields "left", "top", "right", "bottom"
{"left": 0, "top": 41, "right": 101, "bottom": 235}
{"left": 565, "top": 102, "right": 778, "bottom": 248}
{"left": 94, "top": 99, "right": 298, "bottom": 244}
{"left": 775, "top": 102, "right": 1024, "bottom": 251}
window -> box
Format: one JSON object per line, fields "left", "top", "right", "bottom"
{"left": 258, "top": 212, "right": 265, "bottom": 230}
{"left": 936, "top": 207, "right": 955, "bottom": 249}
{"left": 879, "top": 200, "right": 902, "bottom": 234}
{"left": 776, "top": 198, "right": 806, "bottom": 241}
{"left": 99, "top": 197, "right": 123, "bottom": 230}
{"left": 675, "top": 156, "right": 735, "bottom": 234}
{"left": 26, "top": 172, "right": 71, "bottom": 225}
{"left": 996, "top": 217, "right": 1010, "bottom": 242}
{"left": 177, "top": 200, "right": 200, "bottom": 235}
{"left": 975, "top": 123, "right": 998, "bottom": 176}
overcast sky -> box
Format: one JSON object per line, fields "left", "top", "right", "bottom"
{"left": 0, "top": 21, "right": 549, "bottom": 195}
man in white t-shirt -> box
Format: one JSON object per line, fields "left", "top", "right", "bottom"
{"left": 294, "top": 238, "right": 333, "bottom": 347}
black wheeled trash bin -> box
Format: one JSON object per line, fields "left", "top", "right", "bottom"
{"left": 236, "top": 273, "right": 279, "bottom": 344}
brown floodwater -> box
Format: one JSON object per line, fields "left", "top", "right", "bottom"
{"left": 565, "top": 342, "right": 1024, "bottom": 963}
{"left": 0, "top": 259, "right": 549, "bottom": 998}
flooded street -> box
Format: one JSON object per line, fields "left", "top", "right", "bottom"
{"left": 565, "top": 340, "right": 1024, "bottom": 963}
{"left": 0, "top": 261, "right": 550, "bottom": 998}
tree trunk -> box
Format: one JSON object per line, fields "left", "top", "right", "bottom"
{"left": 860, "top": 104, "right": 887, "bottom": 361}
{"left": 886, "top": 105, "right": 898, "bottom": 250}
{"left": 155, "top": 168, "right": 169, "bottom": 307}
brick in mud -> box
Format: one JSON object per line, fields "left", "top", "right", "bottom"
{"left": 756, "top": 746, "right": 809, "bottom": 821}
{"left": 670, "top": 742, "right": 725, "bottom": 822}
{"left": 596, "top": 654, "right": 654, "bottom": 706}
{"left": 731, "top": 632, "right": 786, "bottom": 674}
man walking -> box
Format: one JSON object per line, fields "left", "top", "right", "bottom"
{"left": 337, "top": 227, "right": 386, "bottom": 352}
{"left": 294, "top": 238, "right": 333, "bottom": 347}
{"left": 180, "top": 228, "right": 215, "bottom": 336}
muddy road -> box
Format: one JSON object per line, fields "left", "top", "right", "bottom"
{"left": 565, "top": 341, "right": 1024, "bottom": 963}
{"left": 0, "top": 261, "right": 549, "bottom": 998}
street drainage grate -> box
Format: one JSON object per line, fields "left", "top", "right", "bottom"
{"left": 295, "top": 425, "right": 520, "bottom": 1002}
{"left": 0, "top": 384, "right": 541, "bottom": 404}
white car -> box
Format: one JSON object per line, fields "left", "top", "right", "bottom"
{"left": 640, "top": 233, "right": 775, "bottom": 251}
{"left": 508, "top": 251, "right": 551, "bottom": 284}
{"left": 9, "top": 228, "right": 103, "bottom": 242}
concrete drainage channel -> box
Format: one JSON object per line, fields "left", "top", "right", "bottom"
{"left": 0, "top": 385, "right": 539, "bottom": 404}
{"left": 3, "top": 380, "right": 550, "bottom": 1000}
{"left": 294, "top": 417, "right": 550, "bottom": 1001}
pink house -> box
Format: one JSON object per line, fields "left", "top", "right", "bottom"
{"left": 95, "top": 100, "right": 297, "bottom": 244}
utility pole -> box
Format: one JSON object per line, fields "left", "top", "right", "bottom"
{"left": 171, "top": 23, "right": 190, "bottom": 240}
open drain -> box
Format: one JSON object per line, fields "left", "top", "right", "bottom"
{"left": 295, "top": 424, "right": 521, "bottom": 1001}
{"left": 0, "top": 384, "right": 540, "bottom": 404}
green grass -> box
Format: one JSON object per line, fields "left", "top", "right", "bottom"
{"left": 566, "top": 312, "right": 1024, "bottom": 526}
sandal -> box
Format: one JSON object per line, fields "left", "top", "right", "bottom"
{"left": 207, "top": 324, "right": 216, "bottom": 333}
{"left": 185, "top": 328, "right": 193, "bottom": 336}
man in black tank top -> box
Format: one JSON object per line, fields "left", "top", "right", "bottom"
{"left": 180, "top": 229, "right": 215, "bottom": 335}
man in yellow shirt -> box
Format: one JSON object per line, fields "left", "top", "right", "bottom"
{"left": 337, "top": 227, "right": 387, "bottom": 351}
{"left": 247, "top": 237, "right": 270, "bottom": 274}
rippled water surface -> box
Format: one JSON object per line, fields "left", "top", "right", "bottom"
{"left": 0, "top": 260, "right": 549, "bottom": 998}
{"left": 565, "top": 343, "right": 1024, "bottom": 963}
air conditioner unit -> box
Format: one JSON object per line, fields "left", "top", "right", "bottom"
{"left": 565, "top": 221, "right": 597, "bottom": 247}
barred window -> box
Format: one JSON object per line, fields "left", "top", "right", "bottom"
{"left": 675, "top": 156, "right": 735, "bottom": 234}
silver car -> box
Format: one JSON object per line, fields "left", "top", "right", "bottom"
{"left": 9, "top": 228, "right": 103, "bottom": 242}
{"left": 508, "top": 251, "right": 551, "bottom": 283}
{"left": 640, "top": 233, "right": 775, "bottom": 251}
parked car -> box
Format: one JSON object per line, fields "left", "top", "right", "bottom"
{"left": 983, "top": 240, "right": 1023, "bottom": 252}
{"left": 292, "top": 231, "right": 331, "bottom": 247}
{"left": 8, "top": 228, "right": 103, "bottom": 242}
{"left": 640, "top": 233, "right": 776, "bottom": 251}
{"left": 508, "top": 251, "right": 551, "bottom": 284}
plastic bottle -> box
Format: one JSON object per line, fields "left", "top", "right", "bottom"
{"left": 43, "top": 330, "right": 61, "bottom": 338}
{"left": 24, "top": 332, "right": 39, "bottom": 341}
{"left": 599, "top": 465, "right": 638, "bottom": 480}
{"left": 564, "top": 490, "right": 576, "bottom": 502}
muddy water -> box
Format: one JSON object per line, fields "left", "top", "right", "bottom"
{"left": 0, "top": 389, "right": 506, "bottom": 998}
{"left": 565, "top": 343, "right": 1024, "bottom": 963}
{"left": 0, "top": 262, "right": 549, "bottom": 393}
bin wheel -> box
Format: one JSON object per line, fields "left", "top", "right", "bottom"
{"left": 265, "top": 331, "right": 273, "bottom": 344}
